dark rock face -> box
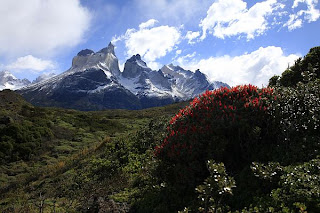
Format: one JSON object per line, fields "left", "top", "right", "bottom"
{"left": 122, "top": 54, "right": 151, "bottom": 79}
{"left": 20, "top": 68, "right": 141, "bottom": 111}
{"left": 18, "top": 42, "right": 229, "bottom": 111}
{"left": 77, "top": 49, "right": 94, "bottom": 56}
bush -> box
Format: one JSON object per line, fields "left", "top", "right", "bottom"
{"left": 154, "top": 85, "right": 277, "bottom": 210}
{"left": 156, "top": 86, "right": 276, "bottom": 174}
{"left": 269, "top": 79, "right": 320, "bottom": 163}
{"left": 272, "top": 46, "right": 320, "bottom": 87}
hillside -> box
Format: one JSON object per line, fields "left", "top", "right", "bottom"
{"left": 0, "top": 90, "right": 188, "bottom": 212}
{"left": 0, "top": 46, "right": 319, "bottom": 213}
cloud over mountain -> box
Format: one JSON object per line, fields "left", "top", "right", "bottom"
{"left": 0, "top": 0, "right": 91, "bottom": 57}
{"left": 112, "top": 19, "right": 181, "bottom": 69}
{"left": 175, "top": 46, "right": 299, "bottom": 87}
{"left": 6, "top": 55, "right": 55, "bottom": 72}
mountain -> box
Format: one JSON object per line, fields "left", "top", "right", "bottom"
{"left": 0, "top": 71, "right": 31, "bottom": 90}
{"left": 32, "top": 73, "right": 56, "bottom": 84}
{"left": 119, "top": 56, "right": 228, "bottom": 108}
{"left": 18, "top": 42, "right": 229, "bottom": 110}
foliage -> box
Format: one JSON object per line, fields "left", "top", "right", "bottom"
{"left": 269, "top": 78, "right": 320, "bottom": 163}
{"left": 1, "top": 46, "right": 320, "bottom": 212}
{"left": 0, "top": 90, "right": 184, "bottom": 212}
{"left": 154, "top": 65, "right": 320, "bottom": 212}
{"left": 269, "top": 46, "right": 320, "bottom": 87}
{"left": 179, "top": 160, "right": 236, "bottom": 213}
{"left": 249, "top": 157, "right": 320, "bottom": 212}
{"left": 154, "top": 85, "right": 277, "bottom": 210}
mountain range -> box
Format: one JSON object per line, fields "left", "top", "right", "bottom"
{"left": 2, "top": 42, "right": 228, "bottom": 110}
{"left": 0, "top": 71, "right": 31, "bottom": 90}
{"left": 0, "top": 71, "right": 56, "bottom": 91}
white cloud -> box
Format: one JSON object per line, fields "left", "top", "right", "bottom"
{"left": 200, "top": 0, "right": 284, "bottom": 40}
{"left": 139, "top": 19, "right": 158, "bottom": 29}
{"left": 0, "top": 0, "right": 91, "bottom": 57}
{"left": 284, "top": 15, "right": 303, "bottom": 30}
{"left": 285, "top": 0, "right": 320, "bottom": 30}
{"left": 176, "top": 46, "right": 299, "bottom": 87}
{"left": 114, "top": 19, "right": 181, "bottom": 65}
{"left": 185, "top": 31, "right": 201, "bottom": 44}
{"left": 176, "top": 50, "right": 182, "bottom": 55}
{"left": 6, "top": 55, "right": 55, "bottom": 72}
{"left": 175, "top": 52, "right": 197, "bottom": 65}
{"left": 148, "top": 61, "right": 162, "bottom": 70}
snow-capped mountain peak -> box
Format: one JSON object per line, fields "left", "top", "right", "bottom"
{"left": 17, "top": 41, "right": 229, "bottom": 110}
{"left": 122, "top": 54, "right": 152, "bottom": 79}
{"left": 0, "top": 70, "right": 17, "bottom": 81}
{"left": 32, "top": 73, "right": 56, "bottom": 84}
{"left": 0, "top": 70, "right": 31, "bottom": 90}
{"left": 71, "top": 42, "right": 120, "bottom": 77}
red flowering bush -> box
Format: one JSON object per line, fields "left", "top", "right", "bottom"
{"left": 154, "top": 85, "right": 278, "bottom": 190}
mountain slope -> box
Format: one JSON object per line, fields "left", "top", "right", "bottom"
{"left": 18, "top": 42, "right": 229, "bottom": 110}
{"left": 18, "top": 43, "right": 142, "bottom": 110}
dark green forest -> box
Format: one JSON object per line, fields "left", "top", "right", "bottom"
{"left": 0, "top": 46, "right": 319, "bottom": 212}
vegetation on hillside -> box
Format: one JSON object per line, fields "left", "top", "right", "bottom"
{"left": 0, "top": 46, "right": 319, "bottom": 212}
{"left": 269, "top": 46, "right": 320, "bottom": 87}
{"left": 0, "top": 91, "right": 187, "bottom": 212}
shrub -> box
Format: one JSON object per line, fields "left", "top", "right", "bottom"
{"left": 156, "top": 85, "right": 276, "bottom": 172}
{"left": 269, "top": 79, "right": 320, "bottom": 163}
{"left": 154, "top": 85, "right": 277, "bottom": 210}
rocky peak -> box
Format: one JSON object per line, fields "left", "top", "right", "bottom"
{"left": 71, "top": 42, "right": 120, "bottom": 77}
{"left": 161, "top": 64, "right": 193, "bottom": 79}
{"left": 0, "top": 71, "right": 17, "bottom": 85}
{"left": 77, "top": 49, "right": 94, "bottom": 56}
{"left": 122, "top": 54, "right": 151, "bottom": 79}
{"left": 0, "top": 70, "right": 16, "bottom": 79}
{"left": 194, "top": 69, "right": 206, "bottom": 80}
{"left": 97, "top": 42, "right": 115, "bottom": 55}
{"left": 0, "top": 70, "right": 31, "bottom": 90}
{"left": 127, "top": 54, "right": 142, "bottom": 62}
{"left": 32, "top": 73, "right": 56, "bottom": 84}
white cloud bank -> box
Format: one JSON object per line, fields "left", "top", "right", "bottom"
{"left": 176, "top": 46, "right": 299, "bottom": 87}
{"left": 6, "top": 55, "right": 55, "bottom": 72}
{"left": 200, "top": 0, "right": 284, "bottom": 40}
{"left": 0, "top": 0, "right": 91, "bottom": 57}
{"left": 112, "top": 19, "right": 181, "bottom": 70}
{"left": 284, "top": 0, "right": 320, "bottom": 30}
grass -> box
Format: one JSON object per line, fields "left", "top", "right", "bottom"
{"left": 0, "top": 90, "right": 188, "bottom": 212}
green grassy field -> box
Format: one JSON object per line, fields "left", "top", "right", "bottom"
{"left": 0, "top": 90, "right": 188, "bottom": 212}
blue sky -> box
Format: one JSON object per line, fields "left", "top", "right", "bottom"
{"left": 0, "top": 0, "right": 319, "bottom": 86}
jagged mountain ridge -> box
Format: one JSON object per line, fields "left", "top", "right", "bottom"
{"left": 0, "top": 71, "right": 56, "bottom": 91}
{"left": 0, "top": 71, "right": 31, "bottom": 90}
{"left": 32, "top": 73, "right": 56, "bottom": 84}
{"left": 18, "top": 42, "right": 229, "bottom": 110}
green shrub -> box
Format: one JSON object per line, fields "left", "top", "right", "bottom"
{"left": 191, "top": 160, "right": 236, "bottom": 213}
{"left": 269, "top": 79, "right": 320, "bottom": 163}
{"left": 272, "top": 46, "right": 320, "bottom": 87}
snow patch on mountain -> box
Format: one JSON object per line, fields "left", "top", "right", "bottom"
{"left": 0, "top": 70, "right": 31, "bottom": 90}
{"left": 17, "top": 42, "right": 229, "bottom": 110}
